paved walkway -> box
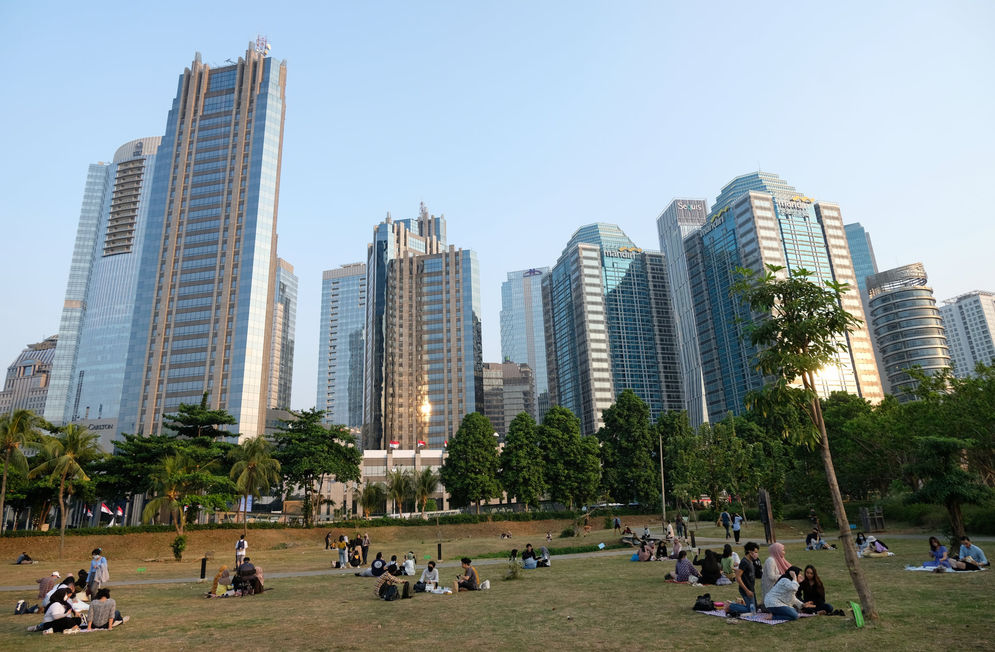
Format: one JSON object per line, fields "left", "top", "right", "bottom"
{"left": 2, "top": 532, "right": 988, "bottom": 593}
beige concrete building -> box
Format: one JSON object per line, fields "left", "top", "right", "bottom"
{"left": 0, "top": 336, "right": 57, "bottom": 415}
{"left": 481, "top": 362, "right": 535, "bottom": 438}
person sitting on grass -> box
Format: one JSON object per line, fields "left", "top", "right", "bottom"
{"left": 668, "top": 538, "right": 683, "bottom": 560}
{"left": 522, "top": 543, "right": 538, "bottom": 569}
{"left": 855, "top": 532, "right": 868, "bottom": 554}
{"left": 453, "top": 557, "right": 480, "bottom": 592}
{"left": 929, "top": 536, "right": 980, "bottom": 571}
{"left": 764, "top": 566, "right": 804, "bottom": 621}
{"left": 87, "top": 588, "right": 129, "bottom": 630}
{"left": 387, "top": 555, "right": 402, "bottom": 576}
{"left": 655, "top": 539, "right": 668, "bottom": 561}
{"left": 721, "top": 543, "right": 740, "bottom": 579}
{"left": 637, "top": 542, "right": 653, "bottom": 562}
{"left": 762, "top": 542, "right": 792, "bottom": 600}
{"left": 537, "top": 546, "right": 551, "bottom": 567}
{"left": 725, "top": 542, "right": 762, "bottom": 617}
{"left": 402, "top": 551, "right": 416, "bottom": 576}
{"left": 236, "top": 557, "right": 263, "bottom": 594}
{"left": 26, "top": 587, "right": 82, "bottom": 634}
{"left": 419, "top": 561, "right": 439, "bottom": 587}
{"left": 863, "top": 536, "right": 890, "bottom": 557}
{"left": 357, "top": 552, "right": 387, "bottom": 577}
{"left": 958, "top": 536, "right": 989, "bottom": 567}
{"left": 16, "top": 552, "right": 33, "bottom": 564}
{"left": 806, "top": 528, "right": 832, "bottom": 551}
{"left": 672, "top": 550, "right": 701, "bottom": 583}
{"left": 795, "top": 565, "right": 843, "bottom": 616}
{"left": 693, "top": 549, "right": 723, "bottom": 585}
{"left": 349, "top": 547, "right": 362, "bottom": 568}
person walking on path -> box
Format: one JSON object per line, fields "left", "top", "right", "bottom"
{"left": 613, "top": 516, "right": 622, "bottom": 534}
{"left": 732, "top": 513, "right": 744, "bottom": 544}
{"left": 361, "top": 533, "right": 371, "bottom": 566}
{"left": 235, "top": 534, "right": 248, "bottom": 567}
{"left": 719, "top": 509, "right": 731, "bottom": 539}
{"left": 87, "top": 548, "right": 109, "bottom": 598}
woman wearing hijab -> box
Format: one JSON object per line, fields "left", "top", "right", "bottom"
{"left": 761, "top": 542, "right": 792, "bottom": 601}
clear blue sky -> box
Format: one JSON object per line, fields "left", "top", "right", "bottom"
{"left": 2, "top": 1, "right": 992, "bottom": 411}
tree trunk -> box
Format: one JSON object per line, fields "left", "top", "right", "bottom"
{"left": 810, "top": 387, "right": 878, "bottom": 621}
{"left": 58, "top": 476, "right": 67, "bottom": 560}
{"left": 946, "top": 500, "right": 966, "bottom": 542}
{"left": 243, "top": 493, "right": 249, "bottom": 537}
{"left": 0, "top": 448, "right": 10, "bottom": 536}
{"left": 475, "top": 499, "right": 480, "bottom": 515}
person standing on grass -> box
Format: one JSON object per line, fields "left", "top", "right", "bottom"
{"left": 87, "top": 548, "right": 109, "bottom": 598}
{"left": 613, "top": 516, "right": 622, "bottom": 533}
{"left": 236, "top": 534, "right": 248, "bottom": 567}
{"left": 731, "top": 513, "right": 744, "bottom": 544}
{"left": 337, "top": 535, "right": 348, "bottom": 568}
{"left": 361, "top": 532, "right": 371, "bottom": 566}
{"left": 719, "top": 509, "right": 731, "bottom": 539}
{"left": 725, "top": 542, "right": 762, "bottom": 617}
{"left": 325, "top": 531, "right": 332, "bottom": 550}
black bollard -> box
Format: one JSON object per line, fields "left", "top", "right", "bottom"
{"left": 437, "top": 542, "right": 443, "bottom": 561}
{"left": 690, "top": 531, "right": 696, "bottom": 548}
{"left": 200, "top": 556, "right": 208, "bottom": 580}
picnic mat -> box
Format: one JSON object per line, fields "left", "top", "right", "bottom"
{"left": 697, "top": 609, "right": 813, "bottom": 625}
{"left": 904, "top": 565, "right": 987, "bottom": 573}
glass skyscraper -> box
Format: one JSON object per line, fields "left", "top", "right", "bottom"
{"left": 843, "top": 223, "right": 879, "bottom": 296}
{"left": 269, "top": 258, "right": 297, "bottom": 409}
{"left": 543, "top": 223, "right": 682, "bottom": 434}
{"left": 118, "top": 43, "right": 288, "bottom": 440}
{"left": 318, "top": 263, "right": 367, "bottom": 427}
{"left": 500, "top": 267, "right": 549, "bottom": 419}
{"left": 656, "top": 199, "right": 709, "bottom": 427}
{"left": 45, "top": 137, "right": 162, "bottom": 449}
{"left": 686, "top": 172, "right": 883, "bottom": 420}
{"left": 940, "top": 291, "right": 995, "bottom": 377}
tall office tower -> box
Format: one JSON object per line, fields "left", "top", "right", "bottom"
{"left": 843, "top": 223, "right": 879, "bottom": 296}
{"left": 866, "top": 263, "right": 950, "bottom": 400}
{"left": 481, "top": 362, "right": 536, "bottom": 438}
{"left": 317, "top": 263, "right": 367, "bottom": 427}
{"left": 118, "top": 43, "right": 288, "bottom": 441}
{"left": 363, "top": 205, "right": 481, "bottom": 450}
{"left": 656, "top": 199, "right": 709, "bottom": 427}
{"left": 44, "top": 137, "right": 162, "bottom": 448}
{"left": 686, "top": 172, "right": 883, "bottom": 421}
{"left": 940, "top": 291, "right": 995, "bottom": 377}
{"left": 268, "top": 258, "right": 297, "bottom": 409}
{"left": 0, "top": 336, "right": 57, "bottom": 415}
{"left": 543, "top": 224, "right": 682, "bottom": 435}
{"left": 500, "top": 268, "right": 550, "bottom": 419}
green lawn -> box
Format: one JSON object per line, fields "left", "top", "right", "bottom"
{"left": 1, "top": 531, "right": 992, "bottom": 651}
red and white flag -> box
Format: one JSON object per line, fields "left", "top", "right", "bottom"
{"left": 100, "top": 503, "right": 113, "bottom": 515}
{"left": 388, "top": 440, "right": 400, "bottom": 449}
{"left": 116, "top": 506, "right": 124, "bottom": 517}
{"left": 86, "top": 508, "right": 93, "bottom": 517}
{"left": 416, "top": 440, "right": 426, "bottom": 448}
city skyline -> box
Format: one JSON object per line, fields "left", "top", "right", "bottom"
{"left": 2, "top": 3, "right": 993, "bottom": 413}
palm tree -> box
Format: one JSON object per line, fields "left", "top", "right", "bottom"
{"left": 414, "top": 467, "right": 440, "bottom": 518}
{"left": 142, "top": 453, "right": 199, "bottom": 536}
{"left": 386, "top": 469, "right": 414, "bottom": 516}
{"left": 0, "top": 409, "right": 44, "bottom": 535}
{"left": 29, "top": 424, "right": 103, "bottom": 558}
{"left": 229, "top": 436, "right": 281, "bottom": 536}
{"left": 358, "top": 482, "right": 387, "bottom": 518}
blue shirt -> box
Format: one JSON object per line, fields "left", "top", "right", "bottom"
{"left": 732, "top": 516, "right": 743, "bottom": 531}
{"left": 960, "top": 543, "right": 988, "bottom": 565}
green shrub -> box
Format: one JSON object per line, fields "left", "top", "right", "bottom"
{"left": 170, "top": 535, "right": 187, "bottom": 561}
{"left": 504, "top": 558, "right": 521, "bottom": 581}
{"left": 559, "top": 527, "right": 575, "bottom": 538}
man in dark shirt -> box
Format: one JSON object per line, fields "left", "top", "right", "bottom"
{"left": 356, "top": 552, "right": 387, "bottom": 577}
{"left": 725, "top": 542, "right": 762, "bottom": 616}
{"left": 236, "top": 558, "right": 262, "bottom": 594}
{"left": 453, "top": 557, "right": 479, "bottom": 592}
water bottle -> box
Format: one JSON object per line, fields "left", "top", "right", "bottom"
{"left": 750, "top": 601, "right": 756, "bottom": 616}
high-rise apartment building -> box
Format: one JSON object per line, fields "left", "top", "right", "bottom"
{"left": 44, "top": 137, "right": 162, "bottom": 448}
{"left": 500, "top": 268, "right": 550, "bottom": 418}
{"left": 363, "top": 205, "right": 482, "bottom": 449}
{"left": 843, "top": 223, "right": 879, "bottom": 296}
{"left": 656, "top": 199, "right": 709, "bottom": 427}
{"left": 940, "top": 291, "right": 995, "bottom": 377}
{"left": 543, "top": 224, "right": 682, "bottom": 435}
{"left": 117, "top": 43, "right": 288, "bottom": 441}
{"left": 686, "top": 172, "right": 883, "bottom": 420}
{"left": 268, "top": 258, "right": 297, "bottom": 409}
{"left": 866, "top": 263, "right": 951, "bottom": 400}
{"left": 0, "top": 336, "right": 57, "bottom": 416}
{"left": 318, "top": 263, "right": 367, "bottom": 427}
{"left": 481, "top": 362, "right": 536, "bottom": 438}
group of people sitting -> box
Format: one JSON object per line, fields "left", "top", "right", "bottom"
{"left": 925, "top": 535, "right": 988, "bottom": 570}
{"left": 854, "top": 532, "right": 891, "bottom": 556}
{"left": 805, "top": 528, "right": 836, "bottom": 551}
{"left": 24, "top": 569, "right": 128, "bottom": 634}
{"left": 510, "top": 543, "right": 551, "bottom": 569}
{"left": 354, "top": 551, "right": 417, "bottom": 578}
{"left": 208, "top": 557, "right": 265, "bottom": 597}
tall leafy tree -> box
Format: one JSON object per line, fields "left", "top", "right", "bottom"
{"left": 657, "top": 410, "right": 696, "bottom": 512}
{"left": 0, "top": 409, "right": 44, "bottom": 535}
{"left": 142, "top": 452, "right": 222, "bottom": 536}
{"left": 386, "top": 468, "right": 414, "bottom": 515}
{"left": 414, "top": 468, "right": 440, "bottom": 518}
{"left": 162, "top": 393, "right": 237, "bottom": 441}
{"left": 91, "top": 433, "right": 184, "bottom": 503}
{"left": 272, "top": 408, "right": 361, "bottom": 526}
{"left": 733, "top": 264, "right": 878, "bottom": 621}
{"left": 30, "top": 424, "right": 103, "bottom": 558}
{"left": 439, "top": 412, "right": 500, "bottom": 513}
{"left": 229, "top": 436, "right": 281, "bottom": 535}
{"left": 499, "top": 412, "right": 546, "bottom": 510}
{"left": 359, "top": 482, "right": 387, "bottom": 517}
{"left": 538, "top": 406, "right": 600, "bottom": 509}
{"left": 598, "top": 390, "right": 657, "bottom": 506}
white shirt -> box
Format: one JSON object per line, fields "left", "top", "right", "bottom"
{"left": 402, "top": 559, "right": 415, "bottom": 575}
{"left": 43, "top": 601, "right": 70, "bottom": 623}
{"left": 764, "top": 578, "right": 803, "bottom": 610}
{"left": 236, "top": 539, "right": 248, "bottom": 554}
{"left": 419, "top": 567, "right": 439, "bottom": 583}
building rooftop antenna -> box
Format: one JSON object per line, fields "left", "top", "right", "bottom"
{"left": 255, "top": 34, "right": 272, "bottom": 56}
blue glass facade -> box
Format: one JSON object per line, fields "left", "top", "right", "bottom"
{"left": 269, "top": 259, "right": 297, "bottom": 409}
{"left": 843, "top": 223, "right": 879, "bottom": 296}
{"left": 318, "top": 263, "right": 366, "bottom": 427}
{"left": 500, "top": 267, "right": 549, "bottom": 418}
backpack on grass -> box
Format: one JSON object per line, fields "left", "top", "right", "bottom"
{"left": 692, "top": 593, "right": 715, "bottom": 611}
